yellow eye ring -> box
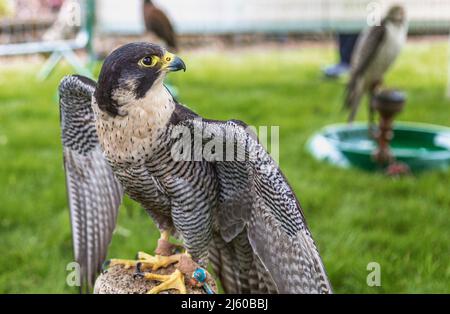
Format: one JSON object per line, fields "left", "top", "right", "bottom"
{"left": 139, "top": 56, "right": 159, "bottom": 67}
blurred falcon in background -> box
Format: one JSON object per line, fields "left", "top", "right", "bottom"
{"left": 59, "top": 42, "right": 332, "bottom": 294}
{"left": 344, "top": 5, "right": 408, "bottom": 122}
{"left": 143, "top": 0, "right": 178, "bottom": 51}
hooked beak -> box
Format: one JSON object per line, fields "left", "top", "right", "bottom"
{"left": 163, "top": 52, "right": 186, "bottom": 72}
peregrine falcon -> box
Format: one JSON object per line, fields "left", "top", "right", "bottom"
{"left": 344, "top": 5, "right": 408, "bottom": 122}
{"left": 59, "top": 42, "right": 332, "bottom": 294}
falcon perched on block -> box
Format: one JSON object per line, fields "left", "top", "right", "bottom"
{"left": 143, "top": 0, "right": 178, "bottom": 51}
{"left": 344, "top": 5, "right": 407, "bottom": 122}
{"left": 59, "top": 42, "right": 332, "bottom": 294}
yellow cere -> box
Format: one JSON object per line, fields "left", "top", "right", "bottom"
{"left": 161, "top": 52, "right": 175, "bottom": 68}
{"left": 139, "top": 52, "right": 174, "bottom": 68}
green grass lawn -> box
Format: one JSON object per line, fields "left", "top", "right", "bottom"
{"left": 0, "top": 40, "right": 449, "bottom": 293}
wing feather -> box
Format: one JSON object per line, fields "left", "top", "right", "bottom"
{"left": 179, "top": 112, "right": 331, "bottom": 293}
{"left": 59, "top": 75, "right": 123, "bottom": 292}
{"left": 344, "top": 25, "right": 386, "bottom": 119}
{"left": 351, "top": 25, "right": 386, "bottom": 78}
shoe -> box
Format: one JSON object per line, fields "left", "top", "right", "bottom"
{"left": 323, "top": 63, "right": 350, "bottom": 78}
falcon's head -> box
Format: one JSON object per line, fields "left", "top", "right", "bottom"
{"left": 94, "top": 42, "right": 186, "bottom": 117}
{"left": 384, "top": 5, "right": 406, "bottom": 26}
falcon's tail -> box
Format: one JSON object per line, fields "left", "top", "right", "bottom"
{"left": 209, "top": 231, "right": 278, "bottom": 294}
{"left": 343, "top": 76, "right": 365, "bottom": 122}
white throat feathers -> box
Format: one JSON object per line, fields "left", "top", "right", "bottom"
{"left": 93, "top": 77, "right": 175, "bottom": 165}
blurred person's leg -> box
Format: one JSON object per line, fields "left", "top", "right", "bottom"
{"left": 323, "top": 33, "right": 359, "bottom": 78}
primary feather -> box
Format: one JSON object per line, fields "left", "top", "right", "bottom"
{"left": 59, "top": 76, "right": 123, "bottom": 292}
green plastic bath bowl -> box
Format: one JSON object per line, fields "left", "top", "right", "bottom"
{"left": 307, "top": 122, "right": 450, "bottom": 172}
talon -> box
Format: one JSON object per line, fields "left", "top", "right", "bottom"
{"left": 135, "top": 262, "right": 143, "bottom": 274}
{"left": 107, "top": 258, "right": 138, "bottom": 270}
{"left": 133, "top": 261, "right": 151, "bottom": 279}
{"left": 136, "top": 252, "right": 183, "bottom": 271}
{"left": 143, "top": 269, "right": 187, "bottom": 294}
{"left": 133, "top": 270, "right": 144, "bottom": 279}
{"left": 129, "top": 251, "right": 188, "bottom": 293}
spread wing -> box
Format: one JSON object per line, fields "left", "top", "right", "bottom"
{"left": 172, "top": 105, "right": 332, "bottom": 293}
{"left": 59, "top": 75, "right": 123, "bottom": 292}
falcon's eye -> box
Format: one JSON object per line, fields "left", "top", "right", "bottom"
{"left": 139, "top": 56, "right": 159, "bottom": 67}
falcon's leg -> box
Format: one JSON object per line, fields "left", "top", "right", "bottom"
{"left": 134, "top": 251, "right": 193, "bottom": 294}
{"left": 104, "top": 229, "right": 183, "bottom": 270}
{"left": 369, "top": 80, "right": 382, "bottom": 138}
{"left": 133, "top": 229, "right": 185, "bottom": 271}
{"left": 154, "top": 229, "right": 184, "bottom": 256}
{"left": 135, "top": 251, "right": 183, "bottom": 271}
{"left": 135, "top": 251, "right": 210, "bottom": 294}
{"left": 103, "top": 251, "right": 181, "bottom": 273}
{"left": 103, "top": 230, "right": 192, "bottom": 294}
{"left": 104, "top": 253, "right": 181, "bottom": 272}
{"left": 368, "top": 98, "right": 376, "bottom": 138}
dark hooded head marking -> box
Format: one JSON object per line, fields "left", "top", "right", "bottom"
{"left": 94, "top": 42, "right": 185, "bottom": 117}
